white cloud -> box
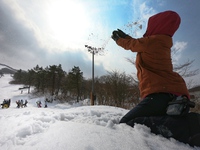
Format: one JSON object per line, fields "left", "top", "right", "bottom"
{"left": 172, "top": 41, "right": 188, "bottom": 62}
{"left": 173, "top": 41, "right": 187, "bottom": 51}
{"left": 127, "top": 1, "right": 157, "bottom": 38}
{"left": 3, "top": 0, "right": 94, "bottom": 53}
{"left": 139, "top": 2, "right": 156, "bottom": 21}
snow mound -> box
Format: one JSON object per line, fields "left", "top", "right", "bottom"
{"left": 0, "top": 75, "right": 198, "bottom": 150}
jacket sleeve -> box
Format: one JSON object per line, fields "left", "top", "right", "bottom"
{"left": 116, "top": 36, "right": 148, "bottom": 52}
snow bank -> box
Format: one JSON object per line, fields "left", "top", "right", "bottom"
{"left": 0, "top": 75, "right": 199, "bottom": 150}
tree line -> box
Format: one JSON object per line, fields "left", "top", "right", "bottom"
{"left": 10, "top": 54, "right": 200, "bottom": 109}
{"left": 10, "top": 64, "right": 139, "bottom": 108}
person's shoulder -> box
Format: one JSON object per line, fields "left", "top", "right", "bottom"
{"left": 149, "top": 35, "right": 172, "bottom": 40}
{"left": 143, "top": 35, "right": 172, "bottom": 48}
{"left": 146, "top": 35, "right": 172, "bottom": 44}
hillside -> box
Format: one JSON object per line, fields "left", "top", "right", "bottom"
{"left": 0, "top": 63, "right": 18, "bottom": 74}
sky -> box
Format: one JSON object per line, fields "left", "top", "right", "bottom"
{"left": 0, "top": 0, "right": 200, "bottom": 85}
{"left": 0, "top": 75, "right": 199, "bottom": 150}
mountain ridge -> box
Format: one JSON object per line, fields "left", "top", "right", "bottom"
{"left": 0, "top": 63, "right": 18, "bottom": 74}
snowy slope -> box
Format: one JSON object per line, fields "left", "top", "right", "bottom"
{"left": 0, "top": 75, "right": 199, "bottom": 150}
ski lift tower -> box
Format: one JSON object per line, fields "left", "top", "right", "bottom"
{"left": 85, "top": 45, "right": 104, "bottom": 105}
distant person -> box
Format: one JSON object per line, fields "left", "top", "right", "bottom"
{"left": 16, "top": 100, "right": 21, "bottom": 108}
{"left": 36, "top": 101, "right": 42, "bottom": 108}
{"left": 44, "top": 99, "right": 48, "bottom": 108}
{"left": 1, "top": 100, "right": 6, "bottom": 108}
{"left": 23, "top": 100, "right": 28, "bottom": 107}
{"left": 20, "top": 99, "right": 23, "bottom": 108}
{"left": 111, "top": 10, "right": 190, "bottom": 123}
{"left": 1, "top": 99, "right": 11, "bottom": 108}
{"left": 8, "top": 99, "right": 11, "bottom": 107}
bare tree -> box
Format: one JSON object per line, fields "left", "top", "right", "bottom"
{"left": 94, "top": 71, "right": 139, "bottom": 108}
{"left": 173, "top": 59, "right": 199, "bottom": 77}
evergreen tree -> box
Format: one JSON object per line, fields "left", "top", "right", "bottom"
{"left": 68, "top": 66, "right": 83, "bottom": 102}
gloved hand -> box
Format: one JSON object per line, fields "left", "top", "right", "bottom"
{"left": 111, "top": 31, "right": 120, "bottom": 42}
{"left": 117, "top": 29, "right": 128, "bottom": 38}
{"left": 111, "top": 29, "right": 128, "bottom": 42}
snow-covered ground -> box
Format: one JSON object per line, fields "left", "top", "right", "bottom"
{"left": 0, "top": 75, "right": 199, "bottom": 150}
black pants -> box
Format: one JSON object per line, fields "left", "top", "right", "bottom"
{"left": 124, "top": 113, "right": 200, "bottom": 147}
{"left": 120, "top": 93, "right": 174, "bottom": 123}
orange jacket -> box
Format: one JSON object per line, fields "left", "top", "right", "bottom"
{"left": 116, "top": 11, "right": 189, "bottom": 98}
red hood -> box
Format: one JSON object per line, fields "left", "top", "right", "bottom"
{"left": 143, "top": 10, "right": 181, "bottom": 37}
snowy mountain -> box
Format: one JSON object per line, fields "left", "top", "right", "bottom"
{"left": 0, "top": 63, "right": 18, "bottom": 74}
{"left": 0, "top": 75, "right": 199, "bottom": 150}
{"left": 0, "top": 68, "right": 16, "bottom": 74}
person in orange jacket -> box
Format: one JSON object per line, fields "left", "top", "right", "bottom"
{"left": 111, "top": 10, "right": 190, "bottom": 124}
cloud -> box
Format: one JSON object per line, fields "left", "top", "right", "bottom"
{"left": 0, "top": 0, "right": 108, "bottom": 78}
{"left": 3, "top": 0, "right": 195, "bottom": 80}
{"left": 139, "top": 2, "right": 156, "bottom": 20}
{"left": 172, "top": 41, "right": 187, "bottom": 62}
{"left": 173, "top": 41, "right": 187, "bottom": 51}
{"left": 1, "top": 0, "right": 94, "bottom": 52}
{"left": 0, "top": 1, "right": 46, "bottom": 68}
{"left": 124, "top": 1, "right": 157, "bottom": 38}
